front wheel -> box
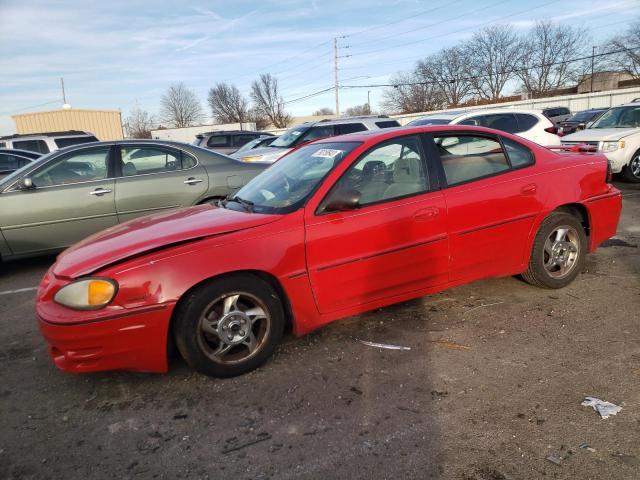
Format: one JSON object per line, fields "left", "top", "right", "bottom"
{"left": 522, "top": 212, "right": 587, "bottom": 289}
{"left": 174, "top": 274, "right": 285, "bottom": 377}
{"left": 621, "top": 150, "right": 640, "bottom": 183}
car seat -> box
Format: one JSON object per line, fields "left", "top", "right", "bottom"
{"left": 359, "top": 160, "right": 388, "bottom": 203}
{"left": 123, "top": 162, "right": 137, "bottom": 176}
{"left": 383, "top": 156, "right": 424, "bottom": 199}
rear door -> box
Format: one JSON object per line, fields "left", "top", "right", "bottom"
{"left": 114, "top": 144, "right": 208, "bottom": 222}
{"left": 0, "top": 145, "right": 117, "bottom": 255}
{"left": 432, "top": 132, "right": 543, "bottom": 281}
{"left": 305, "top": 134, "right": 449, "bottom": 313}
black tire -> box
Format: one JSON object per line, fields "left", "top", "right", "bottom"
{"left": 621, "top": 150, "right": 640, "bottom": 183}
{"left": 173, "top": 274, "right": 285, "bottom": 377}
{"left": 522, "top": 212, "right": 587, "bottom": 289}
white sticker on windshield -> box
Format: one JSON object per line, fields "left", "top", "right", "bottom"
{"left": 312, "top": 148, "right": 342, "bottom": 158}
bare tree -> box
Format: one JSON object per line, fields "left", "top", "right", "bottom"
{"left": 250, "top": 74, "right": 291, "bottom": 128}
{"left": 344, "top": 103, "right": 371, "bottom": 116}
{"left": 381, "top": 71, "right": 445, "bottom": 114}
{"left": 160, "top": 83, "right": 205, "bottom": 128}
{"left": 123, "top": 106, "right": 155, "bottom": 139}
{"left": 207, "top": 83, "right": 250, "bottom": 124}
{"left": 312, "top": 107, "right": 335, "bottom": 116}
{"left": 464, "top": 25, "right": 522, "bottom": 100}
{"left": 247, "top": 107, "right": 270, "bottom": 130}
{"left": 606, "top": 18, "right": 640, "bottom": 79}
{"left": 517, "top": 21, "right": 588, "bottom": 95}
{"left": 417, "top": 46, "right": 473, "bottom": 106}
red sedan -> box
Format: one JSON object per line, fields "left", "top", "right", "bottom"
{"left": 36, "top": 126, "right": 622, "bottom": 377}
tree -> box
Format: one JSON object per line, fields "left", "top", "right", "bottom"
{"left": 160, "top": 83, "right": 205, "bottom": 128}
{"left": 250, "top": 74, "right": 291, "bottom": 128}
{"left": 517, "top": 21, "right": 588, "bottom": 95}
{"left": 247, "top": 107, "right": 270, "bottom": 130}
{"left": 417, "top": 46, "right": 473, "bottom": 106}
{"left": 344, "top": 103, "right": 371, "bottom": 116}
{"left": 464, "top": 25, "right": 522, "bottom": 100}
{"left": 207, "top": 83, "right": 250, "bottom": 124}
{"left": 381, "top": 71, "right": 445, "bottom": 114}
{"left": 123, "top": 106, "right": 155, "bottom": 139}
{"left": 312, "top": 107, "right": 335, "bottom": 116}
{"left": 606, "top": 18, "right": 640, "bottom": 79}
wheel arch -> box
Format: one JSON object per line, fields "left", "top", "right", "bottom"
{"left": 553, "top": 202, "right": 591, "bottom": 238}
{"left": 167, "top": 269, "right": 295, "bottom": 358}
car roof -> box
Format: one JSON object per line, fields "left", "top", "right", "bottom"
{"left": 196, "top": 130, "right": 269, "bottom": 137}
{"left": 0, "top": 148, "right": 42, "bottom": 157}
{"left": 0, "top": 130, "right": 94, "bottom": 140}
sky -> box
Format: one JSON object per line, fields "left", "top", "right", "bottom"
{"left": 1, "top": 0, "right": 639, "bottom": 135}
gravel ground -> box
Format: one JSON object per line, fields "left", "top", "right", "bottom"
{"left": 0, "top": 181, "right": 638, "bottom": 480}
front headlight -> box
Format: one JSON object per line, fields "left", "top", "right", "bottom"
{"left": 54, "top": 278, "right": 118, "bottom": 310}
{"left": 239, "top": 155, "right": 264, "bottom": 163}
{"left": 600, "top": 141, "right": 620, "bottom": 152}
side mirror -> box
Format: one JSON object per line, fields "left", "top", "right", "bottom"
{"left": 577, "top": 122, "right": 587, "bottom": 130}
{"left": 19, "top": 177, "right": 35, "bottom": 190}
{"left": 323, "top": 188, "right": 361, "bottom": 213}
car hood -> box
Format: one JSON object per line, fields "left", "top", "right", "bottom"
{"left": 561, "top": 128, "right": 639, "bottom": 142}
{"left": 53, "top": 205, "right": 281, "bottom": 278}
{"left": 231, "top": 146, "right": 291, "bottom": 163}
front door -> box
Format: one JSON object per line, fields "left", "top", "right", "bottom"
{"left": 114, "top": 145, "right": 208, "bottom": 222}
{"left": 305, "top": 135, "right": 449, "bottom": 314}
{"left": 1, "top": 146, "right": 118, "bottom": 255}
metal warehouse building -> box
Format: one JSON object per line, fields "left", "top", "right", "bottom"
{"left": 12, "top": 108, "right": 124, "bottom": 141}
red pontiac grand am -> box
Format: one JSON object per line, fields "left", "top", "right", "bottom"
{"left": 36, "top": 125, "right": 622, "bottom": 377}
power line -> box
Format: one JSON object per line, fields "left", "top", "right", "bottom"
{"left": 0, "top": 100, "right": 60, "bottom": 116}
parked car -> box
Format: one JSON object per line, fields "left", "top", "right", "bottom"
{"left": 191, "top": 130, "right": 271, "bottom": 155}
{"left": 0, "top": 149, "right": 42, "bottom": 179}
{"left": 232, "top": 116, "right": 401, "bottom": 164}
{"left": 542, "top": 106, "right": 571, "bottom": 124}
{"left": 558, "top": 108, "right": 607, "bottom": 136}
{"left": 36, "top": 125, "right": 621, "bottom": 378}
{"left": 407, "top": 109, "right": 561, "bottom": 146}
{"left": 233, "top": 135, "right": 279, "bottom": 155}
{"left": 0, "top": 140, "right": 267, "bottom": 260}
{"left": 0, "top": 131, "right": 98, "bottom": 154}
{"left": 561, "top": 100, "right": 640, "bottom": 182}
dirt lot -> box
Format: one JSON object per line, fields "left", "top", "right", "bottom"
{"left": 0, "top": 181, "right": 638, "bottom": 480}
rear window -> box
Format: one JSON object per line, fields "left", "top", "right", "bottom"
{"left": 375, "top": 120, "right": 401, "bottom": 128}
{"left": 54, "top": 136, "right": 98, "bottom": 149}
{"left": 568, "top": 110, "right": 602, "bottom": 122}
{"left": 12, "top": 139, "right": 49, "bottom": 154}
{"left": 232, "top": 134, "right": 259, "bottom": 147}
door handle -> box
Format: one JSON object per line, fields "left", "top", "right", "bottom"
{"left": 89, "top": 188, "right": 112, "bottom": 196}
{"left": 413, "top": 207, "right": 440, "bottom": 221}
{"left": 184, "top": 177, "right": 204, "bottom": 185}
{"left": 521, "top": 183, "right": 537, "bottom": 195}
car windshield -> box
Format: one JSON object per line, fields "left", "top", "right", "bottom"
{"left": 235, "top": 137, "right": 270, "bottom": 153}
{"left": 568, "top": 110, "right": 602, "bottom": 122}
{"left": 590, "top": 106, "right": 640, "bottom": 129}
{"left": 409, "top": 118, "right": 452, "bottom": 126}
{"left": 0, "top": 152, "right": 52, "bottom": 188}
{"left": 269, "top": 126, "right": 310, "bottom": 148}
{"left": 226, "top": 141, "right": 360, "bottom": 214}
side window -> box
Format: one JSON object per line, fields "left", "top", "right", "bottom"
{"left": 31, "top": 147, "right": 111, "bottom": 187}
{"left": 435, "top": 135, "right": 510, "bottom": 185}
{"left": 0, "top": 153, "right": 24, "bottom": 172}
{"left": 298, "top": 125, "right": 334, "bottom": 144}
{"left": 207, "top": 135, "right": 229, "bottom": 148}
{"left": 120, "top": 147, "right": 181, "bottom": 176}
{"left": 335, "top": 123, "right": 367, "bottom": 135}
{"left": 13, "top": 139, "right": 50, "bottom": 154}
{"left": 514, "top": 114, "right": 538, "bottom": 132}
{"left": 375, "top": 120, "right": 401, "bottom": 128}
{"left": 232, "top": 135, "right": 258, "bottom": 147}
{"left": 182, "top": 152, "right": 197, "bottom": 169}
{"left": 459, "top": 117, "right": 481, "bottom": 126}
{"left": 502, "top": 138, "right": 534, "bottom": 168}
{"left": 478, "top": 114, "right": 518, "bottom": 134}
{"left": 334, "top": 136, "right": 428, "bottom": 206}
{"left": 0, "top": 142, "right": 6, "bottom": 148}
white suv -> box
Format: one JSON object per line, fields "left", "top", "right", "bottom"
{"left": 407, "top": 108, "right": 561, "bottom": 146}
{"left": 561, "top": 101, "right": 640, "bottom": 182}
{"left": 0, "top": 131, "right": 98, "bottom": 155}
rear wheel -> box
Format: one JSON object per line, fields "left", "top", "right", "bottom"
{"left": 174, "top": 274, "right": 285, "bottom": 377}
{"left": 522, "top": 212, "right": 587, "bottom": 289}
{"left": 621, "top": 150, "right": 640, "bottom": 183}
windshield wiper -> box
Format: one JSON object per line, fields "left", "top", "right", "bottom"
{"left": 224, "top": 195, "right": 254, "bottom": 213}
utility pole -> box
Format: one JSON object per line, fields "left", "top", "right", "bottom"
{"left": 60, "top": 77, "right": 67, "bottom": 104}
{"left": 334, "top": 37, "right": 340, "bottom": 117}
{"left": 590, "top": 46, "right": 596, "bottom": 93}
{"left": 367, "top": 90, "right": 371, "bottom": 114}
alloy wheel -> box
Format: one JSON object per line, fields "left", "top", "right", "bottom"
{"left": 543, "top": 225, "right": 580, "bottom": 279}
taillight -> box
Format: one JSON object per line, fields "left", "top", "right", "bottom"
{"left": 606, "top": 160, "right": 613, "bottom": 183}
{"left": 545, "top": 126, "right": 558, "bottom": 135}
